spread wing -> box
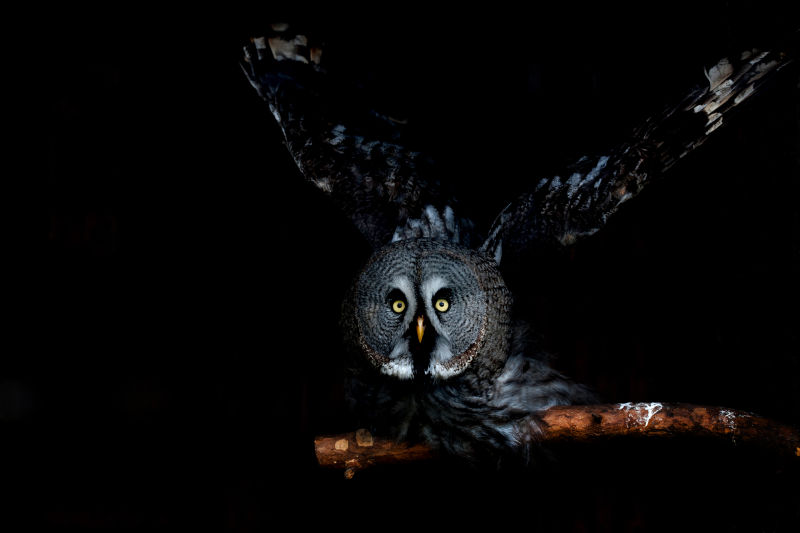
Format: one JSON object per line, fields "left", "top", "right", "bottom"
{"left": 480, "top": 41, "right": 798, "bottom": 263}
{"left": 243, "top": 24, "right": 797, "bottom": 263}
{"left": 241, "top": 24, "right": 475, "bottom": 251}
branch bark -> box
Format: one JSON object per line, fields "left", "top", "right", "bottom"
{"left": 314, "top": 403, "right": 800, "bottom": 478}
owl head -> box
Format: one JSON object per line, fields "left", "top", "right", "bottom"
{"left": 343, "top": 239, "right": 513, "bottom": 381}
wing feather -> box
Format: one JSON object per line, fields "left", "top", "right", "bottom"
{"left": 480, "top": 41, "right": 797, "bottom": 262}
{"left": 242, "top": 25, "right": 473, "bottom": 250}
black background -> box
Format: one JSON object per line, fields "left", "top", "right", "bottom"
{"left": 7, "top": 3, "right": 799, "bottom": 531}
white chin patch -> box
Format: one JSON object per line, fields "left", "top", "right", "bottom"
{"left": 379, "top": 340, "right": 415, "bottom": 380}
{"left": 380, "top": 359, "right": 414, "bottom": 380}
{"left": 426, "top": 362, "right": 462, "bottom": 380}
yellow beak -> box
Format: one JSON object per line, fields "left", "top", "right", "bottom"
{"left": 416, "top": 316, "right": 426, "bottom": 344}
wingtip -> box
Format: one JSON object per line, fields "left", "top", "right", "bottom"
{"left": 245, "top": 23, "right": 323, "bottom": 66}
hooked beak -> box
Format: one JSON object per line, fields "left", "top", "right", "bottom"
{"left": 416, "top": 316, "right": 426, "bottom": 344}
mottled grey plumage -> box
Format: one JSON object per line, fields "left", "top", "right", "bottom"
{"left": 241, "top": 24, "right": 795, "bottom": 465}
{"left": 340, "top": 238, "right": 593, "bottom": 464}
{"left": 241, "top": 30, "right": 475, "bottom": 250}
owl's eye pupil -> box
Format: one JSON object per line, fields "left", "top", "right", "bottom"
{"left": 391, "top": 300, "right": 406, "bottom": 313}
{"left": 435, "top": 298, "right": 450, "bottom": 312}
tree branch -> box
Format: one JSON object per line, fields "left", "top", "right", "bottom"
{"left": 314, "top": 403, "right": 800, "bottom": 478}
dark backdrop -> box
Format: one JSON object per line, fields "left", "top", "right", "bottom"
{"left": 7, "top": 3, "right": 799, "bottom": 531}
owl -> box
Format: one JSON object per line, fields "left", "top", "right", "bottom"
{"left": 241, "top": 24, "right": 792, "bottom": 465}
{"left": 339, "top": 237, "right": 594, "bottom": 464}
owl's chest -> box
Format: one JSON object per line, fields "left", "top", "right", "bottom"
{"left": 363, "top": 376, "right": 494, "bottom": 431}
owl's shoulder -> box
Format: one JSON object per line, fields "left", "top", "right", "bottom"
{"left": 489, "top": 323, "right": 597, "bottom": 411}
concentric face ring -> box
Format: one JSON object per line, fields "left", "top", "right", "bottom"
{"left": 354, "top": 239, "right": 503, "bottom": 380}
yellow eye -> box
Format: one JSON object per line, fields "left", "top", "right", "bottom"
{"left": 434, "top": 298, "right": 450, "bottom": 312}
{"left": 391, "top": 300, "right": 406, "bottom": 313}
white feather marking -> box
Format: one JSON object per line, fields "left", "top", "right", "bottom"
{"left": 705, "top": 112, "right": 722, "bottom": 125}
{"left": 568, "top": 155, "right": 610, "bottom": 196}
{"left": 267, "top": 35, "right": 309, "bottom": 63}
{"left": 535, "top": 177, "right": 549, "bottom": 191}
{"left": 493, "top": 423, "right": 519, "bottom": 446}
{"left": 421, "top": 275, "right": 448, "bottom": 305}
{"left": 586, "top": 155, "right": 609, "bottom": 182}
{"left": 616, "top": 192, "right": 632, "bottom": 204}
{"left": 314, "top": 177, "right": 333, "bottom": 193}
{"left": 443, "top": 205, "right": 455, "bottom": 233}
{"left": 328, "top": 124, "right": 347, "bottom": 146}
{"left": 268, "top": 103, "right": 282, "bottom": 124}
{"left": 380, "top": 359, "right": 414, "bottom": 380}
{"left": 424, "top": 205, "right": 445, "bottom": 235}
{"left": 704, "top": 58, "right": 733, "bottom": 90}
{"left": 733, "top": 84, "right": 755, "bottom": 105}
{"left": 427, "top": 360, "right": 462, "bottom": 380}
{"left": 754, "top": 59, "right": 778, "bottom": 75}
{"left": 391, "top": 276, "right": 416, "bottom": 312}
{"left": 566, "top": 172, "right": 583, "bottom": 198}
{"left": 706, "top": 116, "right": 724, "bottom": 134}
{"left": 493, "top": 240, "right": 502, "bottom": 264}
{"left": 748, "top": 50, "right": 769, "bottom": 64}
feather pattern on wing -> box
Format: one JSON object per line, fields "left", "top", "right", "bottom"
{"left": 241, "top": 26, "right": 474, "bottom": 250}
{"left": 480, "top": 44, "right": 796, "bottom": 262}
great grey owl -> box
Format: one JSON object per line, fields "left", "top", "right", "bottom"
{"left": 241, "top": 23, "right": 793, "bottom": 465}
